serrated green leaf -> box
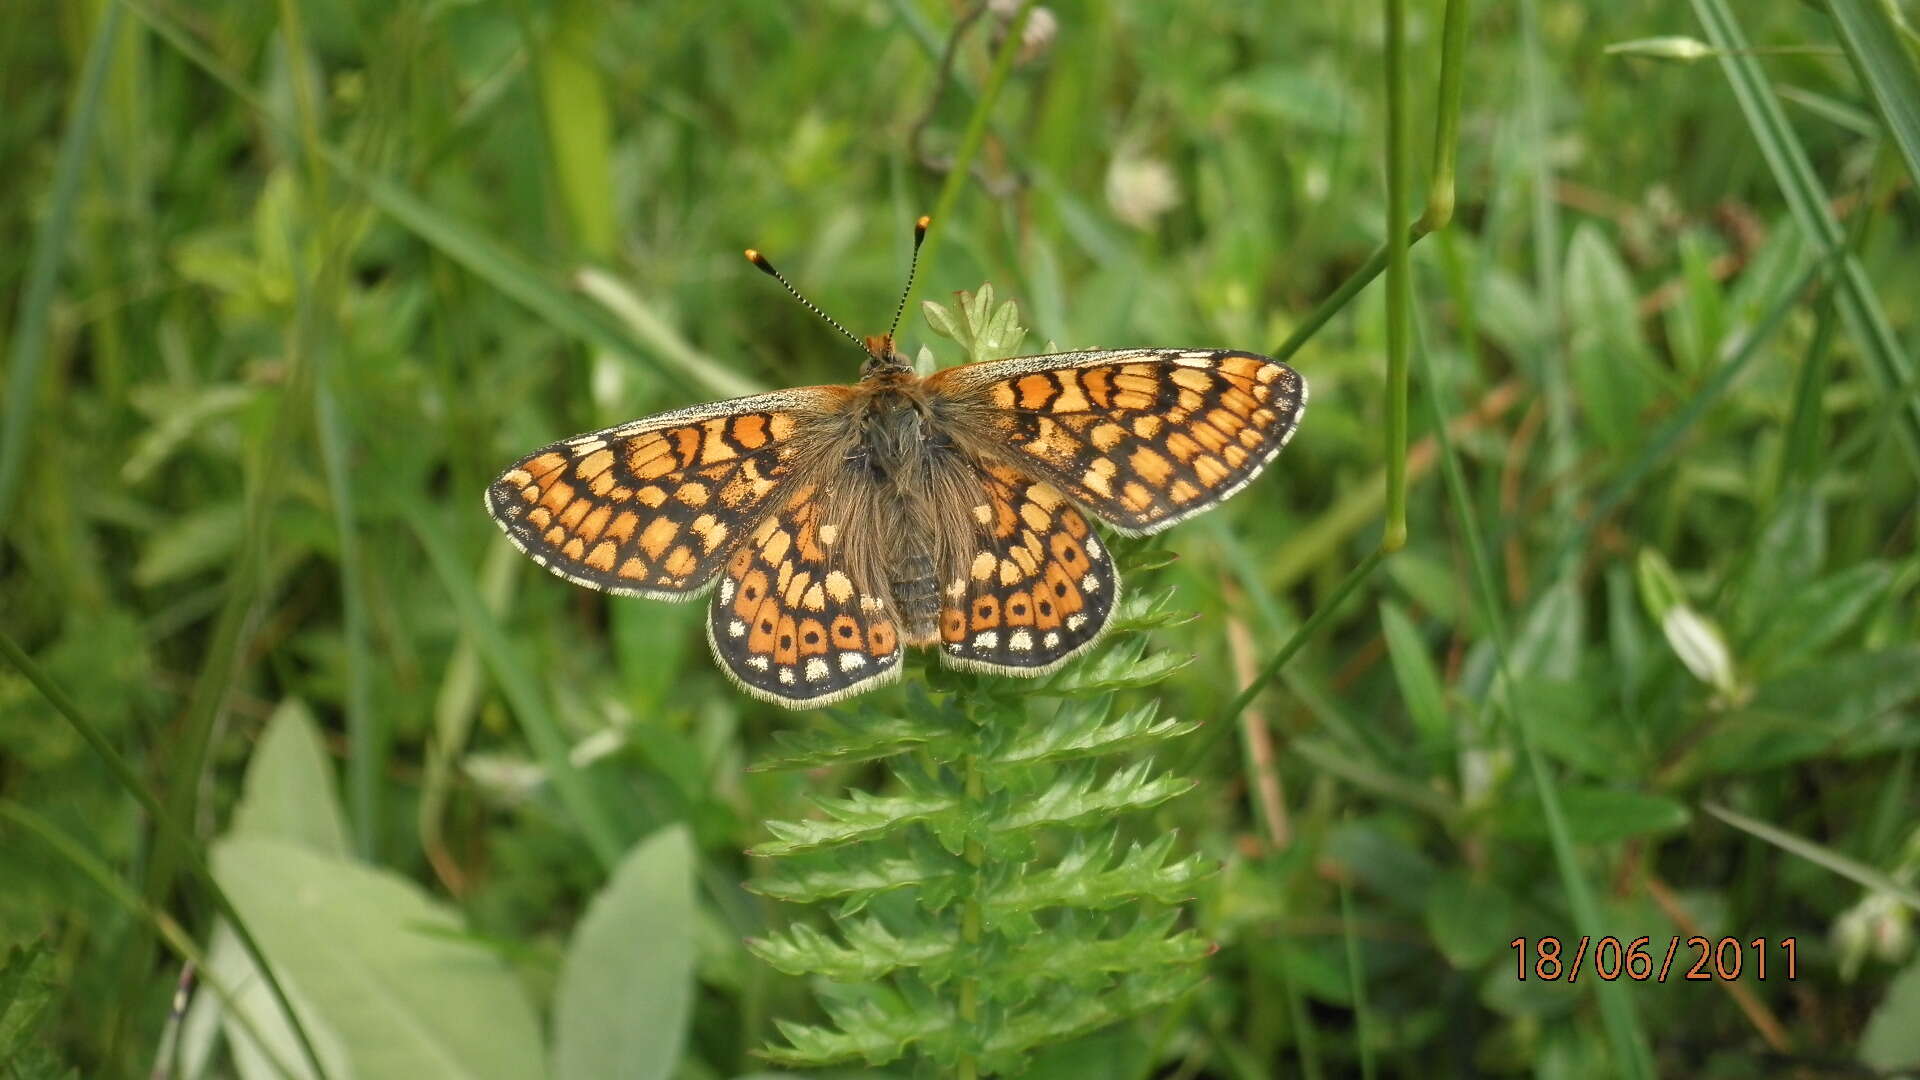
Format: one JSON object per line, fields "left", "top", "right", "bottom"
{"left": 1042, "top": 650, "right": 1193, "bottom": 696}
{"left": 763, "top": 985, "right": 949, "bottom": 1068}
{"left": 991, "top": 703, "right": 1198, "bottom": 767}
{"left": 752, "top": 712, "right": 962, "bottom": 772}
{"left": 749, "top": 852, "right": 962, "bottom": 908}
{"left": 985, "top": 832, "right": 1211, "bottom": 914}
{"left": 998, "top": 761, "right": 1195, "bottom": 833}
{"left": 751, "top": 791, "right": 958, "bottom": 857}
{"left": 750, "top": 917, "right": 951, "bottom": 981}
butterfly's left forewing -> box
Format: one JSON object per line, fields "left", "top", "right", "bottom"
{"left": 485, "top": 387, "right": 849, "bottom": 599}
{"left": 927, "top": 348, "right": 1306, "bottom": 535}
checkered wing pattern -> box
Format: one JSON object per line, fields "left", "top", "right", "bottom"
{"left": 707, "top": 482, "right": 904, "bottom": 706}
{"left": 927, "top": 348, "right": 1307, "bottom": 535}
{"left": 937, "top": 462, "right": 1117, "bottom": 674}
{"left": 485, "top": 388, "right": 849, "bottom": 600}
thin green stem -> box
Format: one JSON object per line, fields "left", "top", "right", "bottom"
{"left": 1382, "top": 0, "right": 1411, "bottom": 551}
{"left": 1418, "top": 0, "right": 1471, "bottom": 232}
{"left": 905, "top": 0, "right": 1034, "bottom": 324}
{"left": 1414, "top": 314, "right": 1655, "bottom": 1078}
{"left": 1338, "top": 877, "right": 1375, "bottom": 1080}
{"left": 1210, "top": 546, "right": 1388, "bottom": 736}
{"left": 0, "top": 2, "right": 120, "bottom": 525}
{"left": 0, "top": 630, "right": 330, "bottom": 1079}
{"left": 958, "top": 733, "right": 987, "bottom": 1080}
{"left": 1, "top": 803, "right": 308, "bottom": 1080}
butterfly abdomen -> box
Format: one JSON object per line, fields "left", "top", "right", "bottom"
{"left": 889, "top": 542, "right": 943, "bottom": 646}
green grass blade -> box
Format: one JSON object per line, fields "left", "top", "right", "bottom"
{"left": 0, "top": 1, "right": 121, "bottom": 524}
{"left": 1829, "top": 0, "right": 1920, "bottom": 199}
{"left": 1414, "top": 314, "right": 1656, "bottom": 1079}
{"left": 1703, "top": 802, "right": 1920, "bottom": 912}
{"left": 0, "top": 803, "right": 308, "bottom": 1080}
{"left": 123, "top": 0, "right": 753, "bottom": 402}
{"left": 404, "top": 506, "right": 626, "bottom": 869}
{"left": 0, "top": 630, "right": 330, "bottom": 1079}
{"left": 1692, "top": 0, "right": 1920, "bottom": 478}
{"left": 903, "top": 0, "right": 1035, "bottom": 326}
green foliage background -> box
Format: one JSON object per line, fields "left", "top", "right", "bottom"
{"left": 3, "top": 0, "right": 1919, "bottom": 1076}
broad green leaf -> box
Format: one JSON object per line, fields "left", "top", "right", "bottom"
{"left": 1493, "top": 787, "right": 1689, "bottom": 845}
{"left": 1510, "top": 578, "right": 1582, "bottom": 681}
{"left": 553, "top": 825, "right": 697, "bottom": 1080}
{"left": 1565, "top": 224, "right": 1654, "bottom": 452}
{"left": 133, "top": 501, "right": 245, "bottom": 587}
{"left": 205, "top": 920, "right": 349, "bottom": 1080}
{"left": 1380, "top": 600, "right": 1450, "bottom": 746}
{"left": 1860, "top": 962, "right": 1920, "bottom": 1071}
{"left": 1744, "top": 561, "right": 1893, "bottom": 670}
{"left": 1426, "top": 871, "right": 1516, "bottom": 969}
{"left": 211, "top": 835, "right": 547, "bottom": 1080}
{"left": 233, "top": 699, "right": 351, "bottom": 858}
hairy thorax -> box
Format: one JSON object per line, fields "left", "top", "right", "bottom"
{"left": 816, "top": 374, "right": 982, "bottom": 644}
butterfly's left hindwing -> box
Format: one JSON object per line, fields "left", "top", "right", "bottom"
{"left": 485, "top": 387, "right": 848, "bottom": 600}
{"left": 706, "top": 483, "right": 905, "bottom": 706}
{"left": 927, "top": 348, "right": 1306, "bottom": 535}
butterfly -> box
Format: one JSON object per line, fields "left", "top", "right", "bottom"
{"left": 486, "top": 217, "right": 1307, "bottom": 708}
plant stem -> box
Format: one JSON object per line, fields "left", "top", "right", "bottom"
{"left": 958, "top": 730, "right": 987, "bottom": 1080}
{"left": 1382, "top": 0, "right": 1411, "bottom": 551}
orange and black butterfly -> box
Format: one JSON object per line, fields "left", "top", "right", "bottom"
{"left": 486, "top": 218, "right": 1307, "bottom": 708}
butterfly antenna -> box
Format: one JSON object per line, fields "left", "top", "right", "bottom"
{"left": 744, "top": 248, "right": 865, "bottom": 350}
{"left": 885, "top": 215, "right": 933, "bottom": 343}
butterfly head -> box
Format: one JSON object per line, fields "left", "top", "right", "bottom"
{"left": 860, "top": 333, "right": 911, "bottom": 378}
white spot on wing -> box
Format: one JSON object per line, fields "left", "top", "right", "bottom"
{"left": 728, "top": 619, "right": 746, "bottom": 638}
{"left": 839, "top": 651, "right": 866, "bottom": 671}
{"left": 805, "top": 657, "right": 828, "bottom": 682}
{"left": 748, "top": 655, "right": 770, "bottom": 671}
{"left": 974, "top": 631, "right": 999, "bottom": 650}
{"left": 1009, "top": 630, "right": 1033, "bottom": 651}
{"left": 719, "top": 579, "right": 735, "bottom": 604}
{"left": 778, "top": 667, "right": 795, "bottom": 685}
{"left": 1067, "top": 614, "right": 1087, "bottom": 631}
{"left": 1084, "top": 535, "right": 1102, "bottom": 559}
{"left": 1082, "top": 572, "right": 1101, "bottom": 593}
{"left": 1043, "top": 631, "right": 1060, "bottom": 648}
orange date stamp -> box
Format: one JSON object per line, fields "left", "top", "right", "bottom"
{"left": 1510, "top": 936, "right": 1798, "bottom": 983}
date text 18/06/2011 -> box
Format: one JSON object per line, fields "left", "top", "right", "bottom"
{"left": 1510, "top": 936, "right": 1796, "bottom": 983}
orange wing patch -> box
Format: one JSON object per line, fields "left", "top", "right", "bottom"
{"left": 707, "top": 485, "right": 902, "bottom": 705}
{"left": 937, "top": 463, "right": 1116, "bottom": 674}
{"left": 929, "top": 349, "right": 1306, "bottom": 535}
{"left": 486, "top": 388, "right": 847, "bottom": 600}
